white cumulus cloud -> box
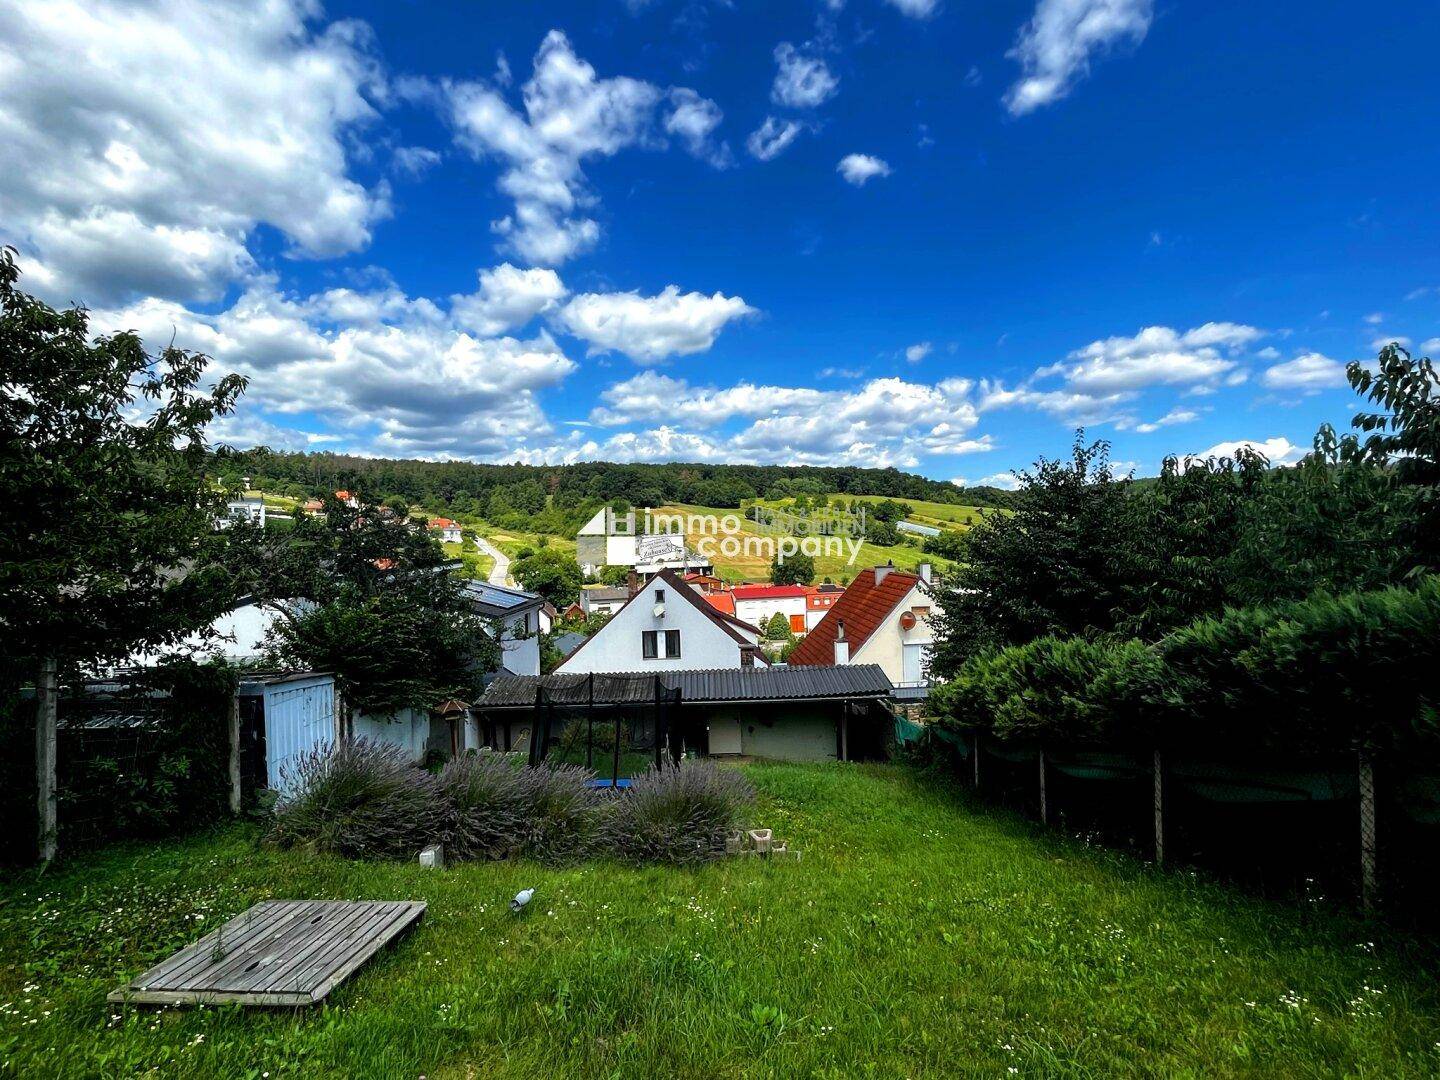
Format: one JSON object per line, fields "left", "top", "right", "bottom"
{"left": 440, "top": 31, "right": 724, "bottom": 265}
{"left": 747, "top": 117, "right": 807, "bottom": 161}
{"left": 451, "top": 263, "right": 567, "bottom": 337}
{"left": 1261, "top": 351, "right": 1346, "bottom": 392}
{"left": 556, "top": 286, "right": 756, "bottom": 364}
{"left": 1040, "top": 322, "right": 1263, "bottom": 394}
{"left": 771, "top": 43, "right": 839, "bottom": 109}
{"left": 0, "top": 0, "right": 390, "bottom": 306}
{"left": 838, "top": 154, "right": 893, "bottom": 186}
{"left": 1190, "top": 437, "right": 1305, "bottom": 467}
{"left": 1004, "top": 0, "right": 1153, "bottom": 116}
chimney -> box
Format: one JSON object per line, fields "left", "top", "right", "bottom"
{"left": 918, "top": 562, "right": 932, "bottom": 584}
{"left": 874, "top": 560, "right": 895, "bottom": 586}
{"left": 626, "top": 570, "right": 641, "bottom": 595}
{"left": 833, "top": 620, "right": 850, "bottom": 665}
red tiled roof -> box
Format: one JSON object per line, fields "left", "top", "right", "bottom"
{"left": 704, "top": 592, "right": 737, "bottom": 617}
{"left": 731, "top": 584, "right": 810, "bottom": 600}
{"left": 428, "top": 517, "right": 457, "bottom": 528}
{"left": 789, "top": 567, "right": 922, "bottom": 666}
{"left": 335, "top": 490, "right": 352, "bottom": 499}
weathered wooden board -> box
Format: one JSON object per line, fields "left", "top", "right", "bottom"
{"left": 108, "top": 899, "right": 425, "bottom": 1006}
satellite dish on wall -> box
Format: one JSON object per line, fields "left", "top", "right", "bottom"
{"left": 899, "top": 611, "right": 917, "bottom": 631}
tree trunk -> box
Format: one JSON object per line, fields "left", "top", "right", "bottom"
{"left": 36, "top": 657, "right": 58, "bottom": 863}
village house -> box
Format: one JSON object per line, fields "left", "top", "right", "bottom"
{"left": 789, "top": 563, "right": 936, "bottom": 699}
{"left": 806, "top": 582, "right": 844, "bottom": 631}
{"left": 579, "top": 584, "right": 632, "bottom": 618}
{"left": 334, "top": 489, "right": 359, "bottom": 508}
{"left": 731, "top": 583, "right": 809, "bottom": 636}
{"left": 428, "top": 516, "right": 463, "bottom": 544}
{"left": 558, "top": 568, "right": 766, "bottom": 673}
{"left": 224, "top": 491, "right": 267, "bottom": 527}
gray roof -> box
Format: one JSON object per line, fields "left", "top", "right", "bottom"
{"left": 478, "top": 663, "right": 893, "bottom": 708}
{"left": 581, "top": 586, "right": 631, "bottom": 603}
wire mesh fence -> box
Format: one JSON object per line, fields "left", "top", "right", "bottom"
{"left": 1, "top": 664, "right": 233, "bottom": 863}
{"left": 930, "top": 729, "right": 1440, "bottom": 924}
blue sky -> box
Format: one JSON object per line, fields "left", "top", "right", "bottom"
{"left": 5, "top": 0, "right": 1439, "bottom": 486}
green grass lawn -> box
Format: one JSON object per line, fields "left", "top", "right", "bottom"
{"left": 3, "top": 764, "right": 1438, "bottom": 1078}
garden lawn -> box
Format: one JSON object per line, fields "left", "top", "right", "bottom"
{"left": 3, "top": 764, "right": 1438, "bottom": 1078}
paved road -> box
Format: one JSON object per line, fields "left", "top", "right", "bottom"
{"left": 472, "top": 534, "right": 513, "bottom": 587}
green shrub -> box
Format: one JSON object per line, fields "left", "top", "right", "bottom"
{"left": 929, "top": 579, "right": 1440, "bottom": 761}
{"left": 521, "top": 763, "right": 603, "bottom": 863}
{"left": 604, "top": 760, "right": 755, "bottom": 864}
{"left": 1157, "top": 577, "right": 1440, "bottom": 758}
{"left": 435, "top": 753, "right": 532, "bottom": 860}
{"left": 270, "top": 739, "right": 439, "bottom": 859}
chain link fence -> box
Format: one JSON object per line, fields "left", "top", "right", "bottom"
{"left": 928, "top": 729, "right": 1440, "bottom": 924}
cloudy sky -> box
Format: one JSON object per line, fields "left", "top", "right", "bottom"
{"left": 4, "top": 0, "right": 1437, "bottom": 487}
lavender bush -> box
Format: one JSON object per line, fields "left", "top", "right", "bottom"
{"left": 603, "top": 760, "right": 755, "bottom": 864}
{"left": 435, "top": 753, "right": 533, "bottom": 860}
{"left": 522, "top": 763, "right": 603, "bottom": 864}
{"left": 270, "top": 739, "right": 439, "bottom": 859}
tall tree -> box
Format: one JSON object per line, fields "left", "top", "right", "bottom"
{"left": 0, "top": 249, "right": 246, "bottom": 860}
{"left": 928, "top": 433, "right": 1136, "bottom": 678}
{"left": 252, "top": 497, "right": 501, "bottom": 720}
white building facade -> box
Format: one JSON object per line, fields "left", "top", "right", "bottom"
{"left": 558, "top": 569, "right": 764, "bottom": 673}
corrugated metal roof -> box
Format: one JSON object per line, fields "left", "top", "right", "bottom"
{"left": 479, "top": 663, "right": 893, "bottom": 708}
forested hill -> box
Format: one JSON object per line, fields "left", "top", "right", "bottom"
{"left": 211, "top": 449, "right": 1016, "bottom": 511}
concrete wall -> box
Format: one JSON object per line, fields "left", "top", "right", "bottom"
{"left": 704, "top": 703, "right": 841, "bottom": 764}
{"left": 734, "top": 596, "right": 807, "bottom": 632}
{"left": 353, "top": 708, "right": 430, "bottom": 761}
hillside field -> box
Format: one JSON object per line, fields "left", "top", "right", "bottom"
{"left": 655, "top": 503, "right": 953, "bottom": 584}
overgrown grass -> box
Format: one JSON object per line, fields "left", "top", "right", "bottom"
{"left": 3, "top": 764, "right": 1438, "bottom": 1077}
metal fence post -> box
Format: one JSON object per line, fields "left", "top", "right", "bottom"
{"left": 1359, "top": 752, "right": 1377, "bottom": 913}
{"left": 973, "top": 733, "right": 981, "bottom": 789}
{"left": 1153, "top": 749, "right": 1164, "bottom": 866}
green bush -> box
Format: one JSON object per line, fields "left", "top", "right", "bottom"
{"left": 270, "top": 739, "right": 440, "bottom": 859}
{"left": 1157, "top": 577, "right": 1440, "bottom": 758}
{"left": 604, "top": 760, "right": 755, "bottom": 864}
{"left": 929, "top": 578, "right": 1440, "bottom": 761}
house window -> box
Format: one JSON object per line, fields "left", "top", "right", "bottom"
{"left": 655, "top": 588, "right": 665, "bottom": 603}
{"left": 643, "top": 629, "right": 681, "bottom": 659}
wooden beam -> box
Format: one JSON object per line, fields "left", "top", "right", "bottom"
{"left": 1359, "top": 753, "right": 1377, "bottom": 913}
{"left": 36, "top": 657, "right": 58, "bottom": 863}
{"left": 1038, "top": 748, "right": 1048, "bottom": 824}
{"left": 1153, "top": 749, "right": 1164, "bottom": 865}
{"left": 228, "top": 692, "right": 241, "bottom": 815}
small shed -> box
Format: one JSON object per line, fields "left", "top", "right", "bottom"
{"left": 237, "top": 672, "right": 337, "bottom": 797}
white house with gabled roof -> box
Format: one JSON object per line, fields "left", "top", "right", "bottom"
{"left": 557, "top": 568, "right": 766, "bottom": 673}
